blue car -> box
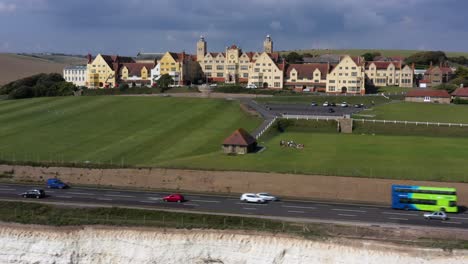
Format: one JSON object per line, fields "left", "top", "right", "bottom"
{"left": 46, "top": 178, "right": 69, "bottom": 189}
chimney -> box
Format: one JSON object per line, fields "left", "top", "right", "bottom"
{"left": 430, "top": 61, "right": 433, "bottom": 67}
{"left": 411, "top": 63, "right": 415, "bottom": 70}
{"left": 87, "top": 53, "right": 92, "bottom": 64}
{"left": 461, "top": 83, "right": 464, "bottom": 88}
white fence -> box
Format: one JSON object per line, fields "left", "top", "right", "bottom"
{"left": 282, "top": 114, "right": 343, "bottom": 121}
{"left": 353, "top": 119, "right": 468, "bottom": 127}
{"left": 255, "top": 117, "right": 278, "bottom": 139}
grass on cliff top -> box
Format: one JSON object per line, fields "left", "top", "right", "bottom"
{"left": 0, "top": 96, "right": 261, "bottom": 166}
{"left": 355, "top": 102, "right": 468, "bottom": 123}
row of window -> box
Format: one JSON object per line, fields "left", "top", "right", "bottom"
{"left": 66, "top": 77, "right": 85, "bottom": 82}
{"left": 394, "top": 188, "right": 456, "bottom": 195}
{"left": 399, "top": 198, "right": 437, "bottom": 205}
{"left": 64, "top": 70, "right": 85, "bottom": 74}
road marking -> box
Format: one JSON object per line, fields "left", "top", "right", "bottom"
{"left": 0, "top": 188, "right": 16, "bottom": 191}
{"left": 288, "top": 210, "right": 305, "bottom": 214}
{"left": 67, "top": 192, "right": 94, "bottom": 196}
{"left": 236, "top": 202, "right": 267, "bottom": 206}
{"left": 190, "top": 199, "right": 221, "bottom": 203}
{"left": 450, "top": 216, "right": 468, "bottom": 220}
{"left": 147, "top": 197, "right": 162, "bottom": 200}
{"left": 282, "top": 205, "right": 316, "bottom": 210}
{"left": 442, "top": 221, "right": 462, "bottom": 225}
{"left": 103, "top": 194, "right": 134, "bottom": 198}
{"left": 97, "top": 198, "right": 113, "bottom": 201}
{"left": 56, "top": 195, "right": 72, "bottom": 199}
{"left": 337, "top": 214, "right": 356, "bottom": 217}
{"left": 184, "top": 203, "right": 200, "bottom": 207}
{"left": 332, "top": 208, "right": 366, "bottom": 213}
{"left": 382, "top": 212, "right": 418, "bottom": 217}
{"left": 388, "top": 217, "right": 408, "bottom": 221}
{"left": 139, "top": 201, "right": 157, "bottom": 204}
{"left": 243, "top": 208, "right": 257, "bottom": 210}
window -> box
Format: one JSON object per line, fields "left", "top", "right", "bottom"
{"left": 329, "top": 86, "right": 335, "bottom": 91}
{"left": 329, "top": 80, "right": 335, "bottom": 83}
{"left": 171, "top": 63, "right": 175, "bottom": 66}
{"left": 254, "top": 68, "right": 260, "bottom": 72}
{"left": 205, "top": 72, "right": 212, "bottom": 77}
{"left": 216, "top": 65, "right": 224, "bottom": 70}
{"left": 351, "top": 67, "right": 356, "bottom": 70}
{"left": 243, "top": 73, "right": 248, "bottom": 78}
{"left": 351, "top": 72, "right": 357, "bottom": 76}
{"left": 240, "top": 65, "right": 248, "bottom": 71}
{"left": 171, "top": 67, "right": 176, "bottom": 71}
{"left": 205, "top": 65, "right": 212, "bottom": 70}
{"left": 217, "top": 73, "right": 224, "bottom": 77}
{"left": 227, "top": 65, "right": 236, "bottom": 70}
{"left": 399, "top": 198, "right": 437, "bottom": 205}
{"left": 274, "top": 82, "right": 280, "bottom": 87}
{"left": 314, "top": 80, "right": 319, "bottom": 83}
{"left": 274, "top": 76, "right": 280, "bottom": 79}
{"left": 424, "top": 96, "right": 430, "bottom": 102}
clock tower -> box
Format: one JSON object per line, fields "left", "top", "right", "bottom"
{"left": 197, "top": 36, "right": 207, "bottom": 62}
{"left": 264, "top": 34, "right": 273, "bottom": 53}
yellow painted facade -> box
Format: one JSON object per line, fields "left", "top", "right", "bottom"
{"left": 248, "top": 52, "right": 283, "bottom": 89}
{"left": 326, "top": 56, "right": 366, "bottom": 94}
{"left": 87, "top": 54, "right": 116, "bottom": 88}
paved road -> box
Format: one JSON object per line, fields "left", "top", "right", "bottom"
{"left": 1, "top": 183, "right": 467, "bottom": 229}
{"left": 263, "top": 103, "right": 364, "bottom": 117}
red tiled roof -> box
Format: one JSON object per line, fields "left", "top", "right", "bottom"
{"left": 366, "top": 61, "right": 401, "bottom": 70}
{"left": 406, "top": 89, "right": 450, "bottom": 98}
{"left": 222, "top": 128, "right": 256, "bottom": 146}
{"left": 452, "top": 87, "right": 468, "bottom": 97}
{"left": 286, "top": 63, "right": 329, "bottom": 80}
{"left": 425, "top": 66, "right": 453, "bottom": 75}
{"left": 268, "top": 52, "right": 280, "bottom": 62}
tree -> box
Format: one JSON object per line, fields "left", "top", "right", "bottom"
{"left": 157, "top": 74, "right": 173, "bottom": 92}
{"left": 448, "top": 56, "right": 468, "bottom": 66}
{"left": 285, "top": 52, "right": 303, "bottom": 63}
{"left": 361, "top": 52, "right": 381, "bottom": 61}
{"left": 8, "top": 85, "right": 33, "bottom": 99}
{"left": 119, "top": 83, "right": 129, "bottom": 91}
{"left": 405, "top": 51, "right": 447, "bottom": 66}
{"left": 433, "top": 83, "right": 458, "bottom": 93}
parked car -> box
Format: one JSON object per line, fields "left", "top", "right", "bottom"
{"left": 424, "top": 211, "right": 448, "bottom": 221}
{"left": 340, "top": 102, "right": 348, "bottom": 107}
{"left": 310, "top": 102, "right": 318, "bottom": 106}
{"left": 240, "top": 193, "right": 266, "bottom": 203}
{"left": 209, "top": 83, "right": 218, "bottom": 87}
{"left": 354, "top": 104, "right": 364, "bottom": 108}
{"left": 20, "top": 189, "right": 46, "bottom": 199}
{"left": 328, "top": 108, "right": 335, "bottom": 113}
{"left": 329, "top": 102, "right": 336, "bottom": 107}
{"left": 246, "top": 83, "right": 257, "bottom": 89}
{"left": 163, "top": 193, "right": 185, "bottom": 203}
{"left": 256, "top": 193, "right": 279, "bottom": 201}
{"left": 323, "top": 101, "right": 330, "bottom": 107}
{"left": 46, "top": 178, "right": 69, "bottom": 189}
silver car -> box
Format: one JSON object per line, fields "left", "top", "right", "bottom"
{"left": 423, "top": 211, "right": 448, "bottom": 220}
{"left": 256, "top": 193, "right": 279, "bottom": 201}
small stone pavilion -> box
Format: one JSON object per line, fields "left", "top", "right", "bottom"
{"left": 222, "top": 128, "right": 257, "bottom": 155}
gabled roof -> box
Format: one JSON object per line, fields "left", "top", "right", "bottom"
{"left": 406, "top": 89, "right": 450, "bottom": 98}
{"left": 135, "top": 52, "right": 164, "bottom": 61}
{"left": 121, "top": 63, "right": 155, "bottom": 76}
{"left": 286, "top": 63, "right": 329, "bottom": 79}
{"left": 366, "top": 61, "right": 401, "bottom": 70}
{"left": 222, "top": 128, "right": 256, "bottom": 146}
{"left": 425, "top": 66, "right": 453, "bottom": 75}
{"left": 268, "top": 52, "right": 280, "bottom": 62}
{"left": 452, "top": 87, "right": 468, "bottom": 97}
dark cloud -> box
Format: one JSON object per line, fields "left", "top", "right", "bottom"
{"left": 0, "top": 0, "right": 467, "bottom": 55}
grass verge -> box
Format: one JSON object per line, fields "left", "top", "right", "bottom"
{"left": 256, "top": 95, "right": 392, "bottom": 106}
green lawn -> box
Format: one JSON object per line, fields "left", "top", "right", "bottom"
{"left": 370, "top": 86, "right": 417, "bottom": 94}
{"left": 256, "top": 95, "right": 391, "bottom": 106}
{"left": 355, "top": 102, "right": 468, "bottom": 123}
{"left": 0, "top": 96, "right": 261, "bottom": 166}
{"left": 160, "top": 131, "right": 468, "bottom": 182}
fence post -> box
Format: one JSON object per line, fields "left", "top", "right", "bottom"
{"left": 241, "top": 219, "right": 244, "bottom": 228}
{"left": 163, "top": 215, "right": 165, "bottom": 225}
{"left": 224, "top": 218, "right": 227, "bottom": 228}
{"left": 181, "top": 216, "right": 184, "bottom": 227}
{"left": 282, "top": 222, "right": 285, "bottom": 232}
{"left": 143, "top": 215, "right": 146, "bottom": 225}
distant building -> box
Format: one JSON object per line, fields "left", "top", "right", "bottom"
{"left": 405, "top": 89, "right": 451, "bottom": 104}
{"left": 63, "top": 65, "right": 87, "bottom": 87}
{"left": 303, "top": 54, "right": 341, "bottom": 64}
{"left": 135, "top": 52, "right": 164, "bottom": 63}
{"left": 420, "top": 63, "right": 454, "bottom": 88}
{"left": 365, "top": 61, "right": 414, "bottom": 88}
{"left": 222, "top": 128, "right": 257, "bottom": 155}
{"left": 451, "top": 86, "right": 468, "bottom": 100}
{"left": 284, "top": 63, "right": 329, "bottom": 92}
{"left": 326, "top": 55, "right": 366, "bottom": 94}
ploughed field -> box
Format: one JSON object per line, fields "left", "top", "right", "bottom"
{"left": 0, "top": 96, "right": 261, "bottom": 166}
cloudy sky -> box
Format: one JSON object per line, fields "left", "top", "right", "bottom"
{"left": 0, "top": 0, "right": 467, "bottom": 55}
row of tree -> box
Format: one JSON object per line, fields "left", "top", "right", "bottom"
{"left": 0, "top": 73, "right": 77, "bottom": 99}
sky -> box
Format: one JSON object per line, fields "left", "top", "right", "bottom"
{"left": 0, "top": 0, "right": 467, "bottom": 56}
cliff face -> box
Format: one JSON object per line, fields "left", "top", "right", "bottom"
{"left": 0, "top": 225, "right": 466, "bottom": 264}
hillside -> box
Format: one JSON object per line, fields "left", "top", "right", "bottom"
{"left": 0, "top": 53, "right": 86, "bottom": 85}
{"left": 279, "top": 49, "right": 468, "bottom": 57}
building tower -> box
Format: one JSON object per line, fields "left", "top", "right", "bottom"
{"left": 197, "top": 36, "right": 207, "bottom": 62}
{"left": 263, "top": 34, "right": 273, "bottom": 53}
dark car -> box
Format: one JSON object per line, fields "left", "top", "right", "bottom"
{"left": 20, "top": 189, "right": 46, "bottom": 199}
{"left": 329, "top": 102, "right": 336, "bottom": 107}
{"left": 163, "top": 193, "right": 185, "bottom": 203}
{"left": 47, "top": 178, "right": 69, "bottom": 189}
{"left": 328, "top": 108, "right": 335, "bottom": 113}
{"left": 354, "top": 104, "right": 364, "bottom": 108}
{"left": 310, "top": 102, "right": 318, "bottom": 106}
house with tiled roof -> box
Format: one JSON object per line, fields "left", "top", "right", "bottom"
{"left": 405, "top": 89, "right": 451, "bottom": 104}
{"left": 421, "top": 62, "right": 454, "bottom": 88}
{"left": 222, "top": 128, "right": 257, "bottom": 155}
{"left": 120, "top": 62, "right": 154, "bottom": 86}
{"left": 284, "top": 63, "right": 330, "bottom": 92}
{"left": 248, "top": 52, "right": 285, "bottom": 89}
{"left": 365, "top": 61, "right": 414, "bottom": 87}
{"left": 325, "top": 55, "right": 366, "bottom": 94}
{"left": 157, "top": 51, "right": 201, "bottom": 85}
{"left": 451, "top": 86, "right": 468, "bottom": 100}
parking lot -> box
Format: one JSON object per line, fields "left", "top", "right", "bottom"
{"left": 262, "top": 103, "right": 365, "bottom": 117}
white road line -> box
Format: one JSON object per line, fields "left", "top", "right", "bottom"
{"left": 0, "top": 188, "right": 16, "bottom": 191}
{"left": 139, "top": 201, "right": 157, "bottom": 204}
{"left": 243, "top": 208, "right": 257, "bottom": 210}
{"left": 235, "top": 202, "right": 267, "bottom": 206}
{"left": 450, "top": 216, "right": 468, "bottom": 220}
{"left": 282, "top": 205, "right": 316, "bottom": 210}
{"left": 183, "top": 203, "right": 200, "bottom": 207}
{"left": 332, "top": 208, "right": 366, "bottom": 213}
{"left": 442, "top": 221, "right": 462, "bottom": 225}
{"left": 56, "top": 195, "right": 72, "bottom": 199}
{"left": 190, "top": 199, "right": 221, "bottom": 203}
{"left": 103, "top": 194, "right": 134, "bottom": 198}
{"left": 388, "top": 217, "right": 408, "bottom": 221}
{"left": 147, "top": 197, "right": 162, "bottom": 200}
{"left": 337, "top": 214, "right": 356, "bottom": 217}
{"left": 67, "top": 192, "right": 94, "bottom": 196}
{"left": 97, "top": 198, "right": 113, "bottom": 201}
{"left": 382, "top": 212, "right": 418, "bottom": 217}
{"left": 288, "top": 210, "right": 305, "bottom": 214}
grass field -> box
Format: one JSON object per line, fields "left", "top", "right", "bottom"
{"left": 255, "top": 95, "right": 392, "bottom": 106}
{"left": 0, "top": 96, "right": 261, "bottom": 165}
{"left": 279, "top": 49, "right": 468, "bottom": 58}
{"left": 160, "top": 131, "right": 468, "bottom": 182}
{"left": 355, "top": 102, "right": 468, "bottom": 123}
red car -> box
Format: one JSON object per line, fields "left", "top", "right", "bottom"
{"left": 163, "top": 194, "right": 185, "bottom": 203}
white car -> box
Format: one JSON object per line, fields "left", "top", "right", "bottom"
{"left": 256, "top": 193, "right": 279, "bottom": 201}
{"left": 423, "top": 211, "right": 448, "bottom": 221}
{"left": 246, "top": 83, "right": 257, "bottom": 89}
{"left": 209, "top": 83, "right": 218, "bottom": 87}
{"left": 240, "top": 193, "right": 265, "bottom": 203}
{"left": 323, "top": 101, "right": 330, "bottom": 107}
{"left": 340, "top": 102, "right": 348, "bottom": 107}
